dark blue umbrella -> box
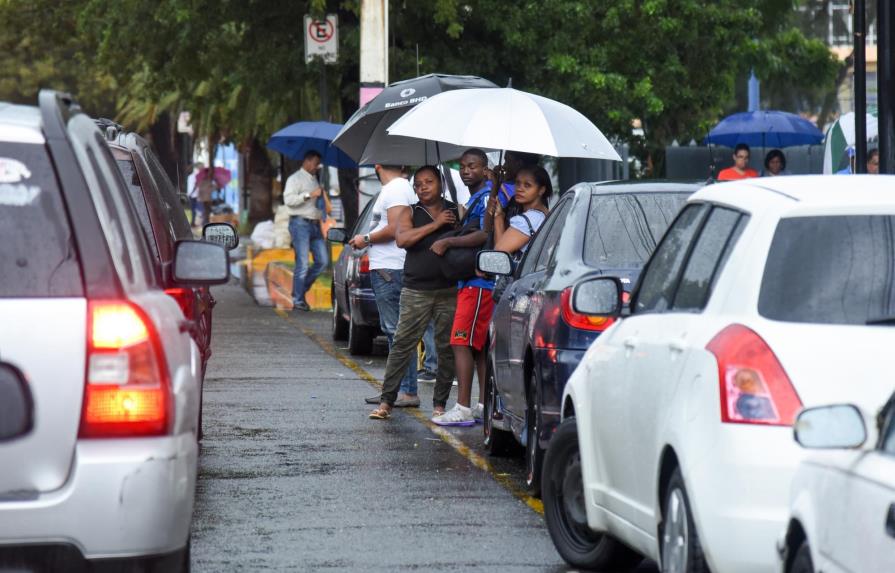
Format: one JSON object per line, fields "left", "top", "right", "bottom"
{"left": 704, "top": 110, "right": 824, "bottom": 148}
{"left": 267, "top": 121, "right": 357, "bottom": 168}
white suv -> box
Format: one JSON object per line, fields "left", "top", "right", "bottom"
{"left": 0, "top": 91, "right": 229, "bottom": 570}
{"left": 542, "top": 176, "right": 895, "bottom": 573}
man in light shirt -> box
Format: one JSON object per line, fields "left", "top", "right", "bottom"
{"left": 351, "top": 165, "right": 421, "bottom": 407}
{"left": 284, "top": 150, "right": 327, "bottom": 312}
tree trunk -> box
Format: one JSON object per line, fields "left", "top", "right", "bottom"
{"left": 147, "top": 111, "right": 186, "bottom": 190}
{"left": 338, "top": 167, "right": 359, "bottom": 231}
{"left": 246, "top": 137, "right": 275, "bottom": 225}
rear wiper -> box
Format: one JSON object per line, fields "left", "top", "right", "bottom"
{"left": 866, "top": 316, "right": 895, "bottom": 325}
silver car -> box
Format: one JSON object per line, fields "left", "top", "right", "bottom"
{"left": 0, "top": 91, "right": 230, "bottom": 571}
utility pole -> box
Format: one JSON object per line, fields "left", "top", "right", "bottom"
{"left": 879, "top": 0, "right": 894, "bottom": 173}
{"left": 360, "top": 0, "right": 388, "bottom": 107}
{"left": 854, "top": 0, "right": 868, "bottom": 173}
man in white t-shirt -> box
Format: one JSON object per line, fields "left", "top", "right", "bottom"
{"left": 349, "top": 165, "right": 420, "bottom": 407}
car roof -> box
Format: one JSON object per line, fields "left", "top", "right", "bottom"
{"left": 574, "top": 180, "right": 708, "bottom": 195}
{"left": 0, "top": 103, "right": 45, "bottom": 144}
{"left": 691, "top": 175, "right": 895, "bottom": 216}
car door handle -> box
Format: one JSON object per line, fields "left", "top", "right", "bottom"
{"left": 669, "top": 340, "right": 686, "bottom": 353}
{"left": 624, "top": 337, "right": 638, "bottom": 349}
{"left": 887, "top": 503, "right": 895, "bottom": 538}
{"left": 525, "top": 288, "right": 535, "bottom": 296}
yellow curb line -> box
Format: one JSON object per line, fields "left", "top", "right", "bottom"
{"left": 275, "top": 308, "right": 544, "bottom": 515}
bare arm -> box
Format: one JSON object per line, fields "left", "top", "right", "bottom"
{"left": 494, "top": 227, "right": 531, "bottom": 254}
{"left": 349, "top": 204, "right": 409, "bottom": 248}
{"left": 430, "top": 230, "right": 487, "bottom": 256}
{"left": 396, "top": 208, "right": 456, "bottom": 249}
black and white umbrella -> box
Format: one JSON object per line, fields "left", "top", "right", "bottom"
{"left": 332, "top": 73, "right": 498, "bottom": 166}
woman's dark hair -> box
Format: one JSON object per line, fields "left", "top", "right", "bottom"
{"left": 764, "top": 148, "right": 786, "bottom": 171}
{"left": 516, "top": 165, "right": 553, "bottom": 202}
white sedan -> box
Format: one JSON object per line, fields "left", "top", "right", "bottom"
{"left": 542, "top": 176, "right": 895, "bottom": 573}
{"left": 779, "top": 397, "right": 895, "bottom": 573}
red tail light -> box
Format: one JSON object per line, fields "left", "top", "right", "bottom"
{"left": 359, "top": 254, "right": 370, "bottom": 274}
{"left": 80, "top": 301, "right": 172, "bottom": 438}
{"left": 706, "top": 324, "right": 802, "bottom": 426}
{"left": 560, "top": 287, "right": 615, "bottom": 332}
{"left": 165, "top": 287, "right": 195, "bottom": 321}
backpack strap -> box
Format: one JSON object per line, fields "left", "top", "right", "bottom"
{"left": 518, "top": 212, "right": 535, "bottom": 236}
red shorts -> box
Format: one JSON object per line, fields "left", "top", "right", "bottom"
{"left": 450, "top": 286, "right": 494, "bottom": 351}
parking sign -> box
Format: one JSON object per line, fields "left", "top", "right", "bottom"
{"left": 304, "top": 14, "right": 338, "bottom": 64}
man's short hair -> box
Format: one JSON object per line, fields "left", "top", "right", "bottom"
{"left": 868, "top": 148, "right": 880, "bottom": 160}
{"left": 461, "top": 148, "right": 488, "bottom": 165}
{"left": 376, "top": 164, "right": 405, "bottom": 172}
{"left": 303, "top": 150, "right": 322, "bottom": 162}
{"left": 734, "top": 143, "right": 751, "bottom": 155}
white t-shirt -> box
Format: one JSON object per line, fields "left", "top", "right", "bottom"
{"left": 368, "top": 177, "right": 416, "bottom": 270}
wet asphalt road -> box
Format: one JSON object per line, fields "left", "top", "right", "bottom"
{"left": 191, "top": 283, "right": 657, "bottom": 572}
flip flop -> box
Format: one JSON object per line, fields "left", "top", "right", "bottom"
{"left": 369, "top": 407, "right": 391, "bottom": 420}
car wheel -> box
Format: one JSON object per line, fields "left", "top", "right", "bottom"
{"left": 525, "top": 374, "right": 545, "bottom": 497}
{"left": 483, "top": 358, "right": 515, "bottom": 456}
{"left": 348, "top": 313, "right": 374, "bottom": 355}
{"left": 661, "top": 468, "right": 708, "bottom": 573}
{"left": 543, "top": 417, "right": 640, "bottom": 570}
{"left": 331, "top": 291, "right": 349, "bottom": 341}
{"left": 789, "top": 541, "right": 813, "bottom": 573}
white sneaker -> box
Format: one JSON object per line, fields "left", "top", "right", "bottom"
{"left": 472, "top": 403, "right": 484, "bottom": 423}
{"left": 432, "top": 404, "right": 475, "bottom": 427}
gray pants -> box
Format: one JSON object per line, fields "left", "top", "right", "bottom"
{"left": 380, "top": 287, "right": 457, "bottom": 408}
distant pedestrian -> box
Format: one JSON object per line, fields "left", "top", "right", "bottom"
{"left": 369, "top": 166, "right": 459, "bottom": 421}
{"left": 717, "top": 143, "right": 759, "bottom": 181}
{"left": 867, "top": 149, "right": 880, "bottom": 174}
{"left": 351, "top": 164, "right": 422, "bottom": 408}
{"left": 196, "top": 168, "right": 216, "bottom": 225}
{"left": 187, "top": 162, "right": 203, "bottom": 226}
{"left": 284, "top": 150, "right": 328, "bottom": 312}
{"left": 762, "top": 149, "right": 789, "bottom": 177}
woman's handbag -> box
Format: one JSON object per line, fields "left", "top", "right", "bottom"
{"left": 437, "top": 220, "right": 482, "bottom": 282}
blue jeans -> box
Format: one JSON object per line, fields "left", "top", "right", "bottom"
{"left": 422, "top": 321, "right": 437, "bottom": 372}
{"left": 289, "top": 217, "right": 329, "bottom": 304}
{"left": 370, "top": 268, "right": 418, "bottom": 395}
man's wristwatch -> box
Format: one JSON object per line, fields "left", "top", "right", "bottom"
{"left": 363, "top": 233, "right": 371, "bottom": 245}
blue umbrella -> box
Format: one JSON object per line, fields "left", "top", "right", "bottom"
{"left": 267, "top": 121, "right": 357, "bottom": 168}
{"left": 704, "top": 110, "right": 824, "bottom": 148}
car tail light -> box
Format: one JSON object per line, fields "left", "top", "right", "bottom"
{"left": 560, "top": 287, "right": 615, "bottom": 332}
{"left": 706, "top": 324, "right": 802, "bottom": 426}
{"left": 165, "top": 287, "right": 195, "bottom": 321}
{"left": 80, "top": 301, "right": 172, "bottom": 438}
{"left": 359, "top": 254, "right": 370, "bottom": 274}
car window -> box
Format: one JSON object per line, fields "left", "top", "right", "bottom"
{"left": 882, "top": 404, "right": 895, "bottom": 456}
{"left": 356, "top": 194, "right": 379, "bottom": 235}
{"left": 759, "top": 216, "right": 895, "bottom": 325}
{"left": 535, "top": 198, "right": 573, "bottom": 272}
{"left": 633, "top": 203, "right": 708, "bottom": 314}
{"left": 518, "top": 206, "right": 558, "bottom": 276}
{"left": 0, "top": 142, "right": 83, "bottom": 297}
{"left": 583, "top": 192, "right": 690, "bottom": 268}
{"left": 672, "top": 207, "right": 746, "bottom": 311}
{"left": 144, "top": 150, "right": 192, "bottom": 239}
{"left": 116, "top": 157, "right": 160, "bottom": 262}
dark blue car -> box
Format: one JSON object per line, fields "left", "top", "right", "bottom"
{"left": 483, "top": 181, "right": 703, "bottom": 495}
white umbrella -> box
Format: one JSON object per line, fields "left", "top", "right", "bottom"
{"left": 823, "top": 111, "right": 879, "bottom": 174}
{"left": 387, "top": 88, "right": 622, "bottom": 162}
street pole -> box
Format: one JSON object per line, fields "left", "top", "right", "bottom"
{"left": 359, "top": 0, "right": 388, "bottom": 107}
{"left": 854, "top": 0, "right": 867, "bottom": 173}
{"left": 879, "top": 0, "right": 893, "bottom": 173}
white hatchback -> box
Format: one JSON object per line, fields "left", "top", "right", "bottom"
{"left": 542, "top": 176, "right": 895, "bottom": 573}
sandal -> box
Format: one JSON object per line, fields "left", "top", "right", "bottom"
{"left": 369, "top": 407, "right": 391, "bottom": 420}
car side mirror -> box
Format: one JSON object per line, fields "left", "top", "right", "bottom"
{"left": 571, "top": 276, "right": 623, "bottom": 317}
{"left": 174, "top": 240, "right": 230, "bottom": 285}
{"left": 477, "top": 250, "right": 513, "bottom": 276}
{"left": 202, "top": 222, "right": 239, "bottom": 251}
{"left": 0, "top": 363, "right": 33, "bottom": 442}
{"left": 327, "top": 228, "right": 347, "bottom": 243}
{"left": 794, "top": 404, "right": 867, "bottom": 449}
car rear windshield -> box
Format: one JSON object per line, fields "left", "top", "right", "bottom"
{"left": 583, "top": 192, "right": 690, "bottom": 268}
{"left": 0, "top": 142, "right": 83, "bottom": 297}
{"left": 759, "top": 215, "right": 895, "bottom": 325}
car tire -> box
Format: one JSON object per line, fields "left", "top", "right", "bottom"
{"left": 483, "top": 358, "right": 515, "bottom": 456}
{"left": 331, "top": 292, "right": 349, "bottom": 341}
{"left": 789, "top": 541, "right": 813, "bottom": 573}
{"left": 660, "top": 468, "right": 709, "bottom": 573}
{"left": 525, "top": 373, "right": 545, "bottom": 497}
{"left": 543, "top": 417, "right": 640, "bottom": 570}
{"left": 348, "top": 313, "right": 374, "bottom": 355}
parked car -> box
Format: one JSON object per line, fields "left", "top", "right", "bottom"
{"left": 327, "top": 194, "right": 382, "bottom": 354}
{"left": 0, "top": 91, "right": 229, "bottom": 571}
{"left": 542, "top": 176, "right": 895, "bottom": 573}
{"left": 477, "top": 181, "right": 700, "bottom": 494}
{"left": 780, "top": 396, "right": 895, "bottom": 573}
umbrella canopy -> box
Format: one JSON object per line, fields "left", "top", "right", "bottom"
{"left": 267, "top": 121, "right": 357, "bottom": 169}
{"left": 332, "top": 73, "right": 498, "bottom": 165}
{"left": 387, "top": 88, "right": 622, "bottom": 161}
{"left": 705, "top": 110, "right": 824, "bottom": 148}
{"left": 196, "top": 166, "right": 232, "bottom": 187}
{"left": 822, "top": 111, "right": 879, "bottom": 174}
